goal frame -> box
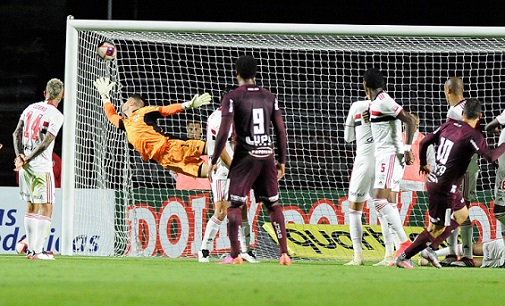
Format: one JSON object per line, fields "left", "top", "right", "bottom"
{"left": 63, "top": 17, "right": 505, "bottom": 256}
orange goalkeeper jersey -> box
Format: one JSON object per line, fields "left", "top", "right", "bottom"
{"left": 103, "top": 102, "right": 184, "bottom": 161}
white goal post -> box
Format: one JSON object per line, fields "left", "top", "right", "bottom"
{"left": 63, "top": 17, "right": 505, "bottom": 259}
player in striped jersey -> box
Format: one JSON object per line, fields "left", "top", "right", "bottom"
{"left": 344, "top": 99, "right": 375, "bottom": 265}
{"left": 365, "top": 68, "right": 418, "bottom": 263}
{"left": 441, "top": 77, "right": 479, "bottom": 267}
{"left": 94, "top": 77, "right": 212, "bottom": 178}
{"left": 12, "top": 78, "right": 64, "bottom": 260}
{"left": 198, "top": 107, "right": 257, "bottom": 263}
{"left": 485, "top": 110, "right": 505, "bottom": 251}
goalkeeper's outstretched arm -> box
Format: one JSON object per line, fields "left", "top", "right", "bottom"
{"left": 103, "top": 103, "right": 124, "bottom": 129}
{"left": 94, "top": 77, "right": 124, "bottom": 129}
{"left": 158, "top": 92, "right": 212, "bottom": 116}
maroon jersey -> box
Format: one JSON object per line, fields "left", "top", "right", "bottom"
{"left": 211, "top": 84, "right": 287, "bottom": 165}
{"left": 420, "top": 120, "right": 505, "bottom": 189}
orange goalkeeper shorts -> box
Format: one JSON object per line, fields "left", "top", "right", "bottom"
{"left": 155, "top": 139, "right": 206, "bottom": 177}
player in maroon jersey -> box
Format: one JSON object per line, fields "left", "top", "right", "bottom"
{"left": 396, "top": 98, "right": 505, "bottom": 269}
{"left": 209, "top": 55, "right": 290, "bottom": 265}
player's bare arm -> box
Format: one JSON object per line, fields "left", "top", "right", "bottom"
{"left": 418, "top": 128, "right": 438, "bottom": 176}
{"left": 220, "top": 149, "right": 232, "bottom": 169}
{"left": 208, "top": 164, "right": 218, "bottom": 182}
{"left": 276, "top": 163, "right": 285, "bottom": 180}
{"left": 12, "top": 120, "right": 27, "bottom": 170}
{"left": 362, "top": 109, "right": 370, "bottom": 124}
{"left": 419, "top": 165, "right": 432, "bottom": 175}
{"left": 13, "top": 133, "right": 56, "bottom": 171}
{"left": 12, "top": 120, "right": 24, "bottom": 156}
{"left": 397, "top": 110, "right": 417, "bottom": 165}
{"left": 485, "top": 118, "right": 501, "bottom": 134}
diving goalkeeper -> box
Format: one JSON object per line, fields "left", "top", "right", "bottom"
{"left": 94, "top": 77, "right": 212, "bottom": 178}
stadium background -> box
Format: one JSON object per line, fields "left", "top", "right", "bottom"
{"left": 1, "top": 0, "right": 505, "bottom": 186}
{"left": 2, "top": 2, "right": 505, "bottom": 257}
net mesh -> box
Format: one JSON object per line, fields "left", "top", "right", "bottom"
{"left": 69, "top": 29, "right": 505, "bottom": 259}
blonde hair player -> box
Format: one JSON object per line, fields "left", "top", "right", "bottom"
{"left": 13, "top": 78, "right": 64, "bottom": 260}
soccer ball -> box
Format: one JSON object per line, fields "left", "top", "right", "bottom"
{"left": 15, "top": 237, "right": 28, "bottom": 254}
{"left": 97, "top": 41, "right": 117, "bottom": 61}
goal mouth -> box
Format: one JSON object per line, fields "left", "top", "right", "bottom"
{"left": 62, "top": 19, "right": 504, "bottom": 259}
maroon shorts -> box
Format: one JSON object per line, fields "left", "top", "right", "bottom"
{"left": 426, "top": 182, "right": 466, "bottom": 226}
{"left": 227, "top": 152, "right": 279, "bottom": 204}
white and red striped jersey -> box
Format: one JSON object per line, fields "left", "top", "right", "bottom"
{"left": 447, "top": 100, "right": 466, "bottom": 121}
{"left": 19, "top": 101, "right": 64, "bottom": 172}
{"left": 369, "top": 91, "right": 404, "bottom": 156}
{"left": 206, "top": 108, "right": 234, "bottom": 180}
{"left": 494, "top": 109, "right": 505, "bottom": 167}
{"left": 344, "top": 100, "right": 374, "bottom": 158}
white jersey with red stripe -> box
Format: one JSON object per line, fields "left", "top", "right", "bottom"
{"left": 447, "top": 100, "right": 466, "bottom": 121}
{"left": 369, "top": 91, "right": 404, "bottom": 156}
{"left": 481, "top": 238, "right": 505, "bottom": 268}
{"left": 206, "top": 108, "right": 234, "bottom": 180}
{"left": 495, "top": 110, "right": 505, "bottom": 170}
{"left": 19, "top": 101, "right": 64, "bottom": 172}
{"left": 345, "top": 100, "right": 375, "bottom": 202}
{"left": 492, "top": 110, "right": 505, "bottom": 207}
{"left": 344, "top": 100, "right": 374, "bottom": 158}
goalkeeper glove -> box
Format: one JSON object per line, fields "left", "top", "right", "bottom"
{"left": 93, "top": 77, "right": 116, "bottom": 100}
{"left": 182, "top": 93, "right": 212, "bottom": 110}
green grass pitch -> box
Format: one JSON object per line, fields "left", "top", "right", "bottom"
{"left": 0, "top": 255, "right": 504, "bottom": 305}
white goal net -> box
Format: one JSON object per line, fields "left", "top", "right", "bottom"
{"left": 63, "top": 19, "right": 505, "bottom": 260}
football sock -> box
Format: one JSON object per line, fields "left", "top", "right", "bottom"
{"left": 24, "top": 213, "right": 37, "bottom": 251}
{"left": 201, "top": 216, "right": 222, "bottom": 250}
{"left": 389, "top": 203, "right": 402, "bottom": 250}
{"left": 268, "top": 205, "right": 288, "bottom": 255}
{"left": 460, "top": 223, "right": 474, "bottom": 259}
{"left": 378, "top": 214, "right": 395, "bottom": 258}
{"left": 34, "top": 215, "right": 51, "bottom": 254}
{"left": 404, "top": 230, "right": 434, "bottom": 259}
{"left": 435, "top": 244, "right": 463, "bottom": 257}
{"left": 227, "top": 206, "right": 242, "bottom": 258}
{"left": 374, "top": 199, "right": 408, "bottom": 243}
{"left": 348, "top": 209, "right": 363, "bottom": 260}
{"left": 446, "top": 229, "right": 459, "bottom": 256}
{"left": 240, "top": 221, "right": 251, "bottom": 253}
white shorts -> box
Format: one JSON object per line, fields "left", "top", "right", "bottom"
{"left": 19, "top": 168, "right": 55, "bottom": 204}
{"left": 211, "top": 179, "right": 229, "bottom": 202}
{"left": 373, "top": 153, "right": 404, "bottom": 192}
{"left": 400, "top": 180, "right": 425, "bottom": 192}
{"left": 348, "top": 155, "right": 374, "bottom": 203}
{"left": 481, "top": 238, "right": 505, "bottom": 268}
